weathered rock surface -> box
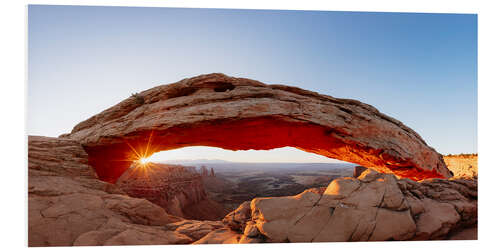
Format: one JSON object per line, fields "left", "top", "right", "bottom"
{"left": 115, "top": 163, "right": 229, "bottom": 220}
{"left": 193, "top": 228, "right": 242, "bottom": 244}
{"left": 222, "top": 201, "right": 252, "bottom": 232}
{"left": 222, "top": 169, "right": 477, "bottom": 243}
{"left": 28, "top": 136, "right": 213, "bottom": 246}
{"left": 63, "top": 73, "right": 451, "bottom": 182}
{"left": 444, "top": 154, "right": 478, "bottom": 179}
{"left": 164, "top": 220, "right": 224, "bottom": 241}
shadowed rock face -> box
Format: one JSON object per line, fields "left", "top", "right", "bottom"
{"left": 63, "top": 73, "right": 451, "bottom": 182}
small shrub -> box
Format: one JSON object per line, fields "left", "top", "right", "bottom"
{"left": 131, "top": 92, "right": 145, "bottom": 105}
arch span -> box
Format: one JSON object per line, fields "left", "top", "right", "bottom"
{"left": 63, "top": 73, "right": 452, "bottom": 183}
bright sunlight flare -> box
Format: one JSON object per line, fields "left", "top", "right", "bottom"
{"left": 138, "top": 157, "right": 150, "bottom": 165}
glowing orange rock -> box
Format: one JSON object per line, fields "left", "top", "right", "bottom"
{"left": 63, "top": 73, "right": 452, "bottom": 182}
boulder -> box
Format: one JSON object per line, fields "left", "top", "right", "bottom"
{"left": 251, "top": 191, "right": 321, "bottom": 242}
{"left": 232, "top": 170, "right": 477, "bottom": 243}
{"left": 222, "top": 201, "right": 252, "bottom": 232}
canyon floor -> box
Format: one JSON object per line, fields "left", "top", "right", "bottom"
{"left": 200, "top": 162, "right": 354, "bottom": 212}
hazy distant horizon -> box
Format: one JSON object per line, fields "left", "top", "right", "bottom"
{"left": 28, "top": 5, "right": 477, "bottom": 162}
{"left": 155, "top": 157, "right": 358, "bottom": 165}
{"left": 148, "top": 146, "right": 347, "bottom": 164}
{"left": 154, "top": 158, "right": 357, "bottom": 172}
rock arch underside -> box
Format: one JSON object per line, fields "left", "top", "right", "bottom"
{"left": 64, "top": 73, "right": 452, "bottom": 183}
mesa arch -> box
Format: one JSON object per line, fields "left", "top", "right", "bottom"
{"left": 62, "top": 73, "right": 452, "bottom": 183}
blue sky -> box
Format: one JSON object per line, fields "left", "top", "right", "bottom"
{"left": 27, "top": 5, "right": 477, "bottom": 162}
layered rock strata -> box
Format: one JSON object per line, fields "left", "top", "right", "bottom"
{"left": 63, "top": 73, "right": 452, "bottom": 182}
{"left": 116, "top": 163, "right": 229, "bottom": 220}
{"left": 116, "top": 164, "right": 205, "bottom": 217}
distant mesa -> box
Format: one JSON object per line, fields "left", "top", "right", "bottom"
{"left": 62, "top": 73, "right": 452, "bottom": 182}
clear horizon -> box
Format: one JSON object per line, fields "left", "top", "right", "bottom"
{"left": 28, "top": 5, "right": 477, "bottom": 163}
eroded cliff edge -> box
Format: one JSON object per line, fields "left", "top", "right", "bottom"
{"left": 115, "top": 163, "right": 229, "bottom": 220}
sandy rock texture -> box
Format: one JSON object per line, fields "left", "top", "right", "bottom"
{"left": 444, "top": 155, "right": 478, "bottom": 179}
{"left": 28, "top": 136, "right": 217, "bottom": 246}
{"left": 223, "top": 169, "right": 477, "bottom": 243}
{"left": 63, "top": 73, "right": 451, "bottom": 182}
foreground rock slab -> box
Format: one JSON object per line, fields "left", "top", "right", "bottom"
{"left": 223, "top": 169, "right": 477, "bottom": 243}
{"left": 63, "top": 73, "right": 452, "bottom": 182}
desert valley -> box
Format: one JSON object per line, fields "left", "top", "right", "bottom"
{"left": 116, "top": 160, "right": 354, "bottom": 219}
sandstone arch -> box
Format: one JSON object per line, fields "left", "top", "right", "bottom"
{"left": 63, "top": 73, "right": 452, "bottom": 183}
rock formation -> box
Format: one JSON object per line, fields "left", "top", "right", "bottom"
{"left": 62, "top": 73, "right": 452, "bottom": 182}
{"left": 28, "top": 136, "right": 476, "bottom": 246}
{"left": 353, "top": 166, "right": 368, "bottom": 178}
{"left": 200, "top": 166, "right": 209, "bottom": 177}
{"left": 115, "top": 163, "right": 228, "bottom": 220}
{"left": 220, "top": 169, "right": 477, "bottom": 243}
{"left": 29, "top": 74, "right": 478, "bottom": 246}
{"left": 443, "top": 154, "right": 478, "bottom": 179}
